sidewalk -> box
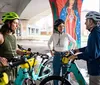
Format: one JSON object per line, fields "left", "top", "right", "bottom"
{"left": 17, "top": 35, "right": 51, "bottom": 41}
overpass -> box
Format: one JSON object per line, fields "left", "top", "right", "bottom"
{"left": 0, "top": 0, "right": 51, "bottom": 21}
{"left": 0, "top": 0, "right": 52, "bottom": 39}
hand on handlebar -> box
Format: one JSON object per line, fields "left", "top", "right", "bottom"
{"left": 68, "top": 54, "right": 78, "bottom": 61}
{"left": 17, "top": 44, "right": 32, "bottom": 56}
{"left": 18, "top": 49, "right": 32, "bottom": 56}
{"left": 23, "top": 50, "right": 31, "bottom": 55}
{"left": 0, "top": 57, "right": 8, "bottom": 66}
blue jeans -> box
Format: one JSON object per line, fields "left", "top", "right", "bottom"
{"left": 53, "top": 52, "right": 67, "bottom": 85}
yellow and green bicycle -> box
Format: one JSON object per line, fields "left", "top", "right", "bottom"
{"left": 40, "top": 50, "right": 87, "bottom": 85}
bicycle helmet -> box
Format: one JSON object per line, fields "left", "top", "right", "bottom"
{"left": 54, "top": 19, "right": 65, "bottom": 32}
{"left": 2, "top": 12, "right": 19, "bottom": 23}
{"left": 86, "top": 11, "right": 100, "bottom": 22}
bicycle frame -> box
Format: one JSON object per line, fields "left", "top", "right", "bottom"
{"left": 14, "top": 56, "right": 38, "bottom": 85}
{"left": 63, "top": 59, "right": 87, "bottom": 85}
{"left": 40, "top": 51, "right": 87, "bottom": 85}
{"left": 0, "top": 56, "right": 29, "bottom": 85}
{"left": 32, "top": 61, "right": 52, "bottom": 80}
{"left": 14, "top": 54, "right": 52, "bottom": 85}
{"left": 14, "top": 68, "right": 30, "bottom": 85}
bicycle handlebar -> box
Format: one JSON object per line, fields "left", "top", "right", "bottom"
{"left": 9, "top": 58, "right": 25, "bottom": 67}
{"left": 8, "top": 52, "right": 49, "bottom": 67}
{"left": 0, "top": 50, "right": 50, "bottom": 73}
{"left": 30, "top": 52, "right": 49, "bottom": 60}
{"left": 17, "top": 44, "right": 49, "bottom": 60}
{"left": 64, "top": 50, "right": 75, "bottom": 58}
{"left": 39, "top": 53, "right": 49, "bottom": 59}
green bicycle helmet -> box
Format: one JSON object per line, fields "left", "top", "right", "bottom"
{"left": 2, "top": 12, "right": 19, "bottom": 23}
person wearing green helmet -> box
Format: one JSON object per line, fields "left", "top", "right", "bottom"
{"left": 0, "top": 12, "right": 30, "bottom": 84}
{"left": 0, "top": 12, "right": 28, "bottom": 60}
{"left": 48, "top": 19, "right": 77, "bottom": 85}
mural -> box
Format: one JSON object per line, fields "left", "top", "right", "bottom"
{"left": 49, "top": 0, "right": 83, "bottom": 48}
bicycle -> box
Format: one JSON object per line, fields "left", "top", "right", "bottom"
{"left": 17, "top": 44, "right": 53, "bottom": 76}
{"left": 0, "top": 56, "right": 27, "bottom": 85}
{"left": 39, "top": 55, "right": 53, "bottom": 77}
{"left": 40, "top": 50, "right": 88, "bottom": 85}
{"left": 13, "top": 52, "right": 53, "bottom": 85}
{"left": 0, "top": 45, "right": 53, "bottom": 85}
{"left": 17, "top": 44, "right": 53, "bottom": 78}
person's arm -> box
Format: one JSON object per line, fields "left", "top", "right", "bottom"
{"left": 68, "top": 47, "right": 87, "bottom": 61}
{"left": 0, "top": 33, "right": 4, "bottom": 45}
{"left": 78, "top": 47, "right": 86, "bottom": 52}
{"left": 67, "top": 33, "right": 77, "bottom": 49}
{"left": 78, "top": 32, "right": 100, "bottom": 61}
{"left": 48, "top": 34, "right": 54, "bottom": 56}
{"left": 16, "top": 49, "right": 24, "bottom": 55}
{"left": 73, "top": 47, "right": 87, "bottom": 54}
{"left": 16, "top": 49, "right": 31, "bottom": 56}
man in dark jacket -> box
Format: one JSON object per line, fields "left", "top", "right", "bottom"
{"left": 70, "top": 11, "right": 100, "bottom": 85}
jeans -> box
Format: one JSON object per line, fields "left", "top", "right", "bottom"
{"left": 53, "top": 52, "right": 67, "bottom": 85}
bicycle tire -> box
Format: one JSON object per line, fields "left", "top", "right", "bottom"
{"left": 40, "top": 76, "right": 71, "bottom": 85}
{"left": 39, "top": 57, "right": 53, "bottom": 77}
{"left": 22, "top": 78, "right": 36, "bottom": 85}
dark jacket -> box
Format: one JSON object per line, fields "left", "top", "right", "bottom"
{"left": 78, "top": 26, "right": 100, "bottom": 76}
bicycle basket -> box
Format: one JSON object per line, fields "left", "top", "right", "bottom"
{"left": 62, "top": 52, "right": 71, "bottom": 64}
{"left": 0, "top": 72, "right": 9, "bottom": 85}
{"left": 19, "top": 58, "right": 38, "bottom": 68}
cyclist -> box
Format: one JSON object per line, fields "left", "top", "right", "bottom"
{"left": 70, "top": 11, "right": 100, "bottom": 85}
{"left": 0, "top": 12, "right": 29, "bottom": 84}
{"left": 48, "top": 19, "right": 76, "bottom": 85}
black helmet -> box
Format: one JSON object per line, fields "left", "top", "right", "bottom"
{"left": 54, "top": 19, "right": 65, "bottom": 32}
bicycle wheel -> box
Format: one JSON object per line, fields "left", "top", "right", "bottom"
{"left": 22, "top": 78, "right": 36, "bottom": 85}
{"left": 40, "top": 76, "right": 71, "bottom": 85}
{"left": 39, "top": 57, "right": 53, "bottom": 77}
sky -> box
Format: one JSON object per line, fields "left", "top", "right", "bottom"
{"left": 82, "top": 0, "right": 99, "bottom": 12}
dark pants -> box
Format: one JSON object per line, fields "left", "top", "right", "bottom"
{"left": 53, "top": 52, "right": 67, "bottom": 85}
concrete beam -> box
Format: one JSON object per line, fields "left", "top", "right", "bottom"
{"left": 28, "top": 9, "right": 51, "bottom": 24}
{"left": 16, "top": 0, "right": 31, "bottom": 16}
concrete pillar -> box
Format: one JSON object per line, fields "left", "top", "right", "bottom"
{"left": 20, "top": 19, "right": 29, "bottom": 39}
{"left": 0, "top": 12, "right": 4, "bottom": 24}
